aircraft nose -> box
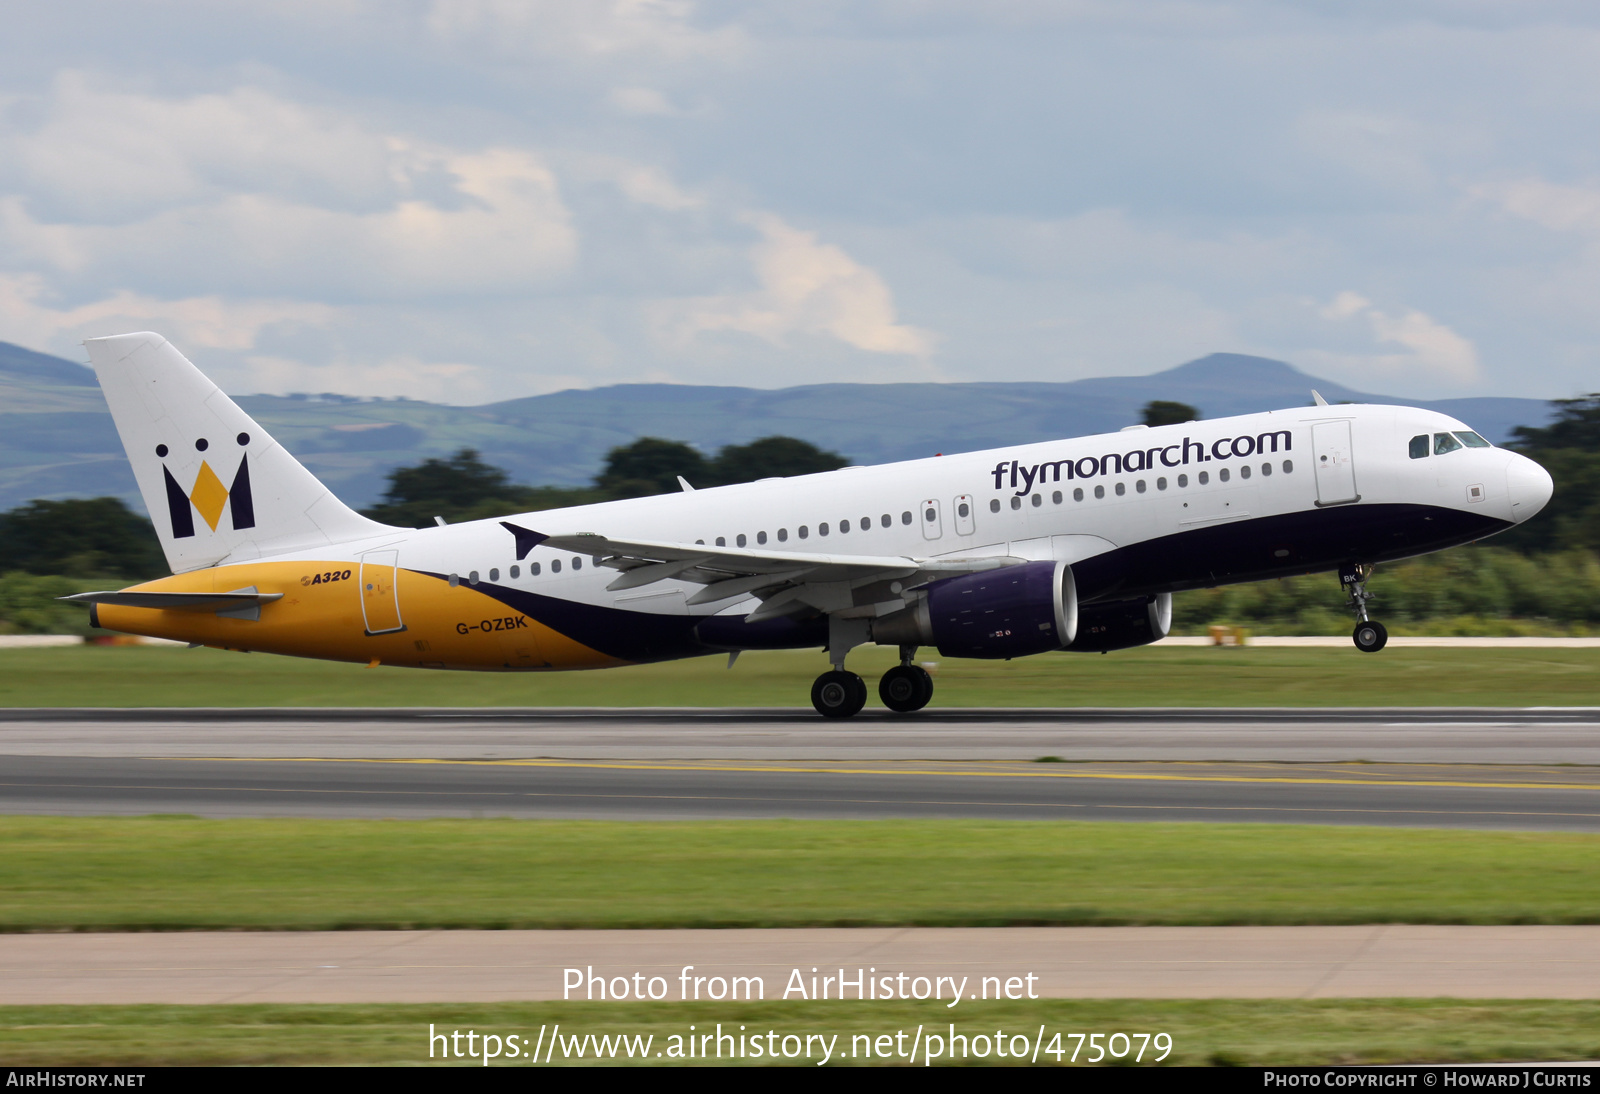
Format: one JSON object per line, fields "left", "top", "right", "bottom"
{"left": 1505, "top": 453, "right": 1553, "bottom": 524}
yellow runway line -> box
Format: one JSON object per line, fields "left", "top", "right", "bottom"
{"left": 174, "top": 755, "right": 1600, "bottom": 793}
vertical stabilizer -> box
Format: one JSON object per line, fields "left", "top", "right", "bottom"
{"left": 85, "top": 332, "right": 396, "bottom": 573}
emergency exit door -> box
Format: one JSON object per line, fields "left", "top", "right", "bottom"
{"left": 359, "top": 549, "right": 406, "bottom": 635}
{"left": 1312, "top": 420, "right": 1360, "bottom": 507}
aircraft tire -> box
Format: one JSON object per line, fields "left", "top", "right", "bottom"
{"left": 879, "top": 664, "right": 933, "bottom": 713}
{"left": 812, "top": 670, "right": 868, "bottom": 718}
{"left": 1352, "top": 620, "right": 1388, "bottom": 653}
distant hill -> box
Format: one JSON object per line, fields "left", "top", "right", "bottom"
{"left": 0, "top": 341, "right": 1556, "bottom": 514}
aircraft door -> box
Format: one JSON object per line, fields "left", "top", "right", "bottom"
{"left": 953, "top": 494, "right": 975, "bottom": 536}
{"left": 359, "top": 549, "right": 406, "bottom": 635}
{"left": 1312, "top": 420, "right": 1360, "bottom": 507}
{"left": 920, "top": 498, "right": 943, "bottom": 540}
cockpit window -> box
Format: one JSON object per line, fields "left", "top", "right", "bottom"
{"left": 1453, "top": 431, "right": 1492, "bottom": 448}
{"left": 1434, "top": 432, "right": 1463, "bottom": 455}
{"left": 1409, "top": 435, "right": 1429, "bottom": 459}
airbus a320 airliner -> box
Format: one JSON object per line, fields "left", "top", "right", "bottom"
{"left": 67, "top": 333, "right": 1553, "bottom": 717}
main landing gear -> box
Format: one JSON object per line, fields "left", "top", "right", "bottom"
{"left": 1341, "top": 563, "right": 1388, "bottom": 653}
{"left": 880, "top": 649, "right": 934, "bottom": 714}
{"left": 810, "top": 646, "right": 934, "bottom": 718}
{"left": 811, "top": 670, "right": 868, "bottom": 718}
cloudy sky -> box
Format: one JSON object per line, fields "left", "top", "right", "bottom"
{"left": 2, "top": 2, "right": 1598, "bottom": 404}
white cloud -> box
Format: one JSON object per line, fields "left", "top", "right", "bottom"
{"left": 2, "top": 137, "right": 578, "bottom": 300}
{"left": 1368, "top": 308, "right": 1480, "bottom": 382}
{"left": 1471, "top": 177, "right": 1600, "bottom": 233}
{"left": 1319, "top": 290, "right": 1372, "bottom": 320}
{"left": 1315, "top": 290, "right": 1480, "bottom": 385}
{"left": 613, "top": 164, "right": 704, "bottom": 210}
{"left": 4, "top": 73, "right": 404, "bottom": 220}
{"left": 609, "top": 86, "right": 683, "bottom": 117}
{"left": 0, "top": 273, "right": 336, "bottom": 353}
{"left": 426, "top": 0, "right": 744, "bottom": 61}
{"left": 666, "top": 213, "right": 935, "bottom": 358}
{"left": 242, "top": 353, "right": 487, "bottom": 403}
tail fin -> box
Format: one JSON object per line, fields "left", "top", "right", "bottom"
{"left": 85, "top": 332, "right": 396, "bottom": 573}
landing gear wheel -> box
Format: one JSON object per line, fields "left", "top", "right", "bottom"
{"left": 879, "top": 665, "right": 934, "bottom": 713}
{"left": 1352, "top": 620, "right": 1388, "bottom": 653}
{"left": 812, "top": 670, "right": 868, "bottom": 718}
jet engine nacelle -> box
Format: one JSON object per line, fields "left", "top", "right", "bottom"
{"left": 872, "top": 560, "right": 1077, "bottom": 659}
{"left": 1063, "top": 593, "right": 1173, "bottom": 653}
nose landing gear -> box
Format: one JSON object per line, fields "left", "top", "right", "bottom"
{"left": 1341, "top": 563, "right": 1388, "bottom": 653}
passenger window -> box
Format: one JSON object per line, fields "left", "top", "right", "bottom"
{"left": 1198, "top": 471, "right": 1209, "bottom": 485}
{"left": 799, "top": 526, "right": 809, "bottom": 539}
{"left": 990, "top": 499, "right": 1001, "bottom": 513}
{"left": 1073, "top": 487, "right": 1084, "bottom": 501}
{"left": 757, "top": 531, "right": 767, "bottom": 544}
{"left": 1052, "top": 490, "right": 1062, "bottom": 504}
{"left": 510, "top": 565, "right": 520, "bottom": 578}
{"left": 1010, "top": 496, "right": 1022, "bottom": 510}
{"left": 530, "top": 562, "right": 541, "bottom": 576}
{"left": 1136, "top": 479, "right": 1147, "bottom": 492}
{"left": 1094, "top": 485, "right": 1105, "bottom": 499}
{"left": 737, "top": 533, "right": 747, "bottom": 547}
{"left": 551, "top": 560, "right": 561, "bottom": 573}
{"left": 716, "top": 536, "right": 726, "bottom": 546}
{"left": 1219, "top": 468, "right": 1230, "bottom": 482}
{"left": 1260, "top": 463, "right": 1271, "bottom": 477}
{"left": 448, "top": 574, "right": 459, "bottom": 587}
{"left": 1434, "top": 432, "right": 1463, "bottom": 455}
{"left": 901, "top": 511, "right": 913, "bottom": 525}
{"left": 861, "top": 515, "right": 873, "bottom": 528}
{"left": 778, "top": 528, "right": 788, "bottom": 542}
{"left": 468, "top": 570, "right": 480, "bottom": 585}
{"left": 1239, "top": 466, "right": 1250, "bottom": 480}
{"left": 840, "top": 519, "right": 850, "bottom": 533}
{"left": 1114, "top": 482, "right": 1125, "bottom": 496}
{"left": 1454, "top": 431, "right": 1492, "bottom": 448}
{"left": 1409, "top": 435, "right": 1430, "bottom": 459}
{"left": 1157, "top": 477, "right": 1167, "bottom": 490}
{"left": 819, "top": 523, "right": 829, "bottom": 536}
{"left": 957, "top": 503, "right": 969, "bottom": 518}
{"left": 881, "top": 514, "right": 891, "bottom": 526}
{"left": 572, "top": 557, "right": 582, "bottom": 570}
{"left": 1031, "top": 493, "right": 1042, "bottom": 507}
{"left": 1283, "top": 460, "right": 1293, "bottom": 473}
{"left": 1178, "top": 474, "right": 1188, "bottom": 487}
{"left": 489, "top": 568, "right": 499, "bottom": 581}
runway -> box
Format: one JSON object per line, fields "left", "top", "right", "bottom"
{"left": 5, "top": 706, "right": 1600, "bottom": 762}
{"left": 6, "top": 926, "right": 1600, "bottom": 1004}
{"left": 3, "top": 708, "right": 1599, "bottom": 829}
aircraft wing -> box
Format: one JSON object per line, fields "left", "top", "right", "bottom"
{"left": 527, "top": 527, "right": 1022, "bottom": 621}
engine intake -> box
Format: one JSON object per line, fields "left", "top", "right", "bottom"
{"left": 1063, "top": 593, "right": 1172, "bottom": 653}
{"left": 872, "top": 560, "right": 1077, "bottom": 659}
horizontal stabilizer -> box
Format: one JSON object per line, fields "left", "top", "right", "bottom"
{"left": 60, "top": 590, "right": 283, "bottom": 612}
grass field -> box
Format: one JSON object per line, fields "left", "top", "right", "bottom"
{"left": 1, "top": 999, "right": 1597, "bottom": 1065}
{"left": 6, "top": 643, "right": 1600, "bottom": 707}
{"left": 5, "top": 817, "right": 1600, "bottom": 930}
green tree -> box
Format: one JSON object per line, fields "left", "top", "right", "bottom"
{"left": 1141, "top": 400, "right": 1200, "bottom": 427}
{"left": 0, "top": 497, "right": 165, "bottom": 580}
{"left": 596, "top": 438, "right": 710, "bottom": 499}
{"left": 361, "top": 449, "right": 598, "bottom": 525}
{"left": 1500, "top": 395, "right": 1600, "bottom": 553}
{"left": 707, "top": 436, "right": 849, "bottom": 485}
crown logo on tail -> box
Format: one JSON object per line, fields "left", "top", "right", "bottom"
{"left": 161, "top": 438, "right": 256, "bottom": 539}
